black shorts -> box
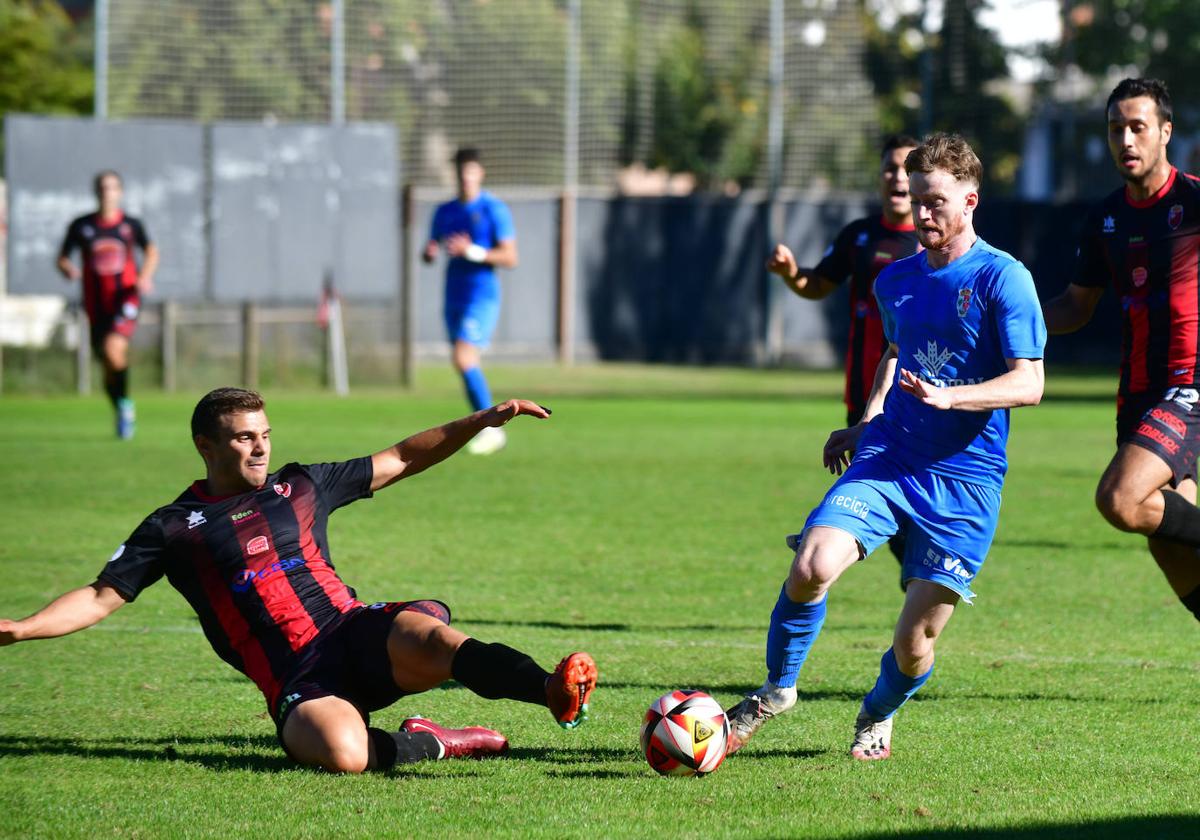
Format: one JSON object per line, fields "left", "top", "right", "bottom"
{"left": 1117, "top": 387, "right": 1200, "bottom": 486}
{"left": 89, "top": 300, "right": 139, "bottom": 354}
{"left": 272, "top": 599, "right": 451, "bottom": 744}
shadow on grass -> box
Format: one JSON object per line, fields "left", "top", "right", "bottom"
{"left": 507, "top": 745, "right": 826, "bottom": 763}
{"left": 459, "top": 618, "right": 883, "bottom": 634}
{"left": 853, "top": 815, "right": 1199, "bottom": 840}
{"left": 0, "top": 733, "right": 293, "bottom": 773}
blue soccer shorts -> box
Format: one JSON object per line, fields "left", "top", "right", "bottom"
{"left": 795, "top": 445, "right": 1002, "bottom": 603}
{"left": 445, "top": 297, "right": 500, "bottom": 348}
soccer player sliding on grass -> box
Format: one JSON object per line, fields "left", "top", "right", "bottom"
{"left": 727, "top": 134, "right": 1046, "bottom": 760}
{"left": 0, "top": 387, "right": 597, "bottom": 773}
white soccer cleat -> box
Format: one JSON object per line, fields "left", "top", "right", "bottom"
{"left": 725, "top": 682, "right": 796, "bottom": 755}
{"left": 466, "top": 425, "right": 506, "bottom": 455}
{"left": 850, "top": 705, "right": 893, "bottom": 761}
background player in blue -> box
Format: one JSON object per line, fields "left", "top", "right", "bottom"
{"left": 726, "top": 134, "right": 1046, "bottom": 761}
{"left": 423, "top": 147, "right": 518, "bottom": 455}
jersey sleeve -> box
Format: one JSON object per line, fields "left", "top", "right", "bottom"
{"left": 129, "top": 217, "right": 151, "bottom": 248}
{"left": 490, "top": 199, "right": 516, "bottom": 243}
{"left": 429, "top": 204, "right": 449, "bottom": 242}
{"left": 59, "top": 218, "right": 83, "bottom": 259}
{"left": 303, "top": 457, "right": 374, "bottom": 511}
{"left": 812, "top": 222, "right": 857, "bottom": 286}
{"left": 96, "top": 513, "right": 168, "bottom": 602}
{"left": 877, "top": 265, "right": 899, "bottom": 344}
{"left": 1071, "top": 205, "right": 1109, "bottom": 289}
{"left": 992, "top": 263, "right": 1048, "bottom": 359}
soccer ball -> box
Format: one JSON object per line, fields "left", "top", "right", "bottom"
{"left": 640, "top": 689, "right": 730, "bottom": 776}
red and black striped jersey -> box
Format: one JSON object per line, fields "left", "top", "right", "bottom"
{"left": 1075, "top": 167, "right": 1200, "bottom": 395}
{"left": 98, "top": 459, "right": 372, "bottom": 712}
{"left": 814, "top": 215, "right": 920, "bottom": 419}
{"left": 59, "top": 212, "right": 151, "bottom": 323}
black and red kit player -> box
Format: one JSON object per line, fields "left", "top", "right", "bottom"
{"left": 0, "top": 388, "right": 599, "bottom": 773}
{"left": 766, "top": 135, "right": 921, "bottom": 577}
{"left": 58, "top": 170, "right": 158, "bottom": 440}
{"left": 768, "top": 135, "right": 921, "bottom": 426}
{"left": 1044, "top": 77, "right": 1200, "bottom": 623}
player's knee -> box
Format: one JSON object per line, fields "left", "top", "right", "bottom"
{"left": 1094, "top": 482, "right": 1140, "bottom": 530}
{"left": 893, "top": 632, "right": 935, "bottom": 674}
{"left": 318, "top": 731, "right": 370, "bottom": 774}
{"left": 786, "top": 553, "right": 837, "bottom": 600}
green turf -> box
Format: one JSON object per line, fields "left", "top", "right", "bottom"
{"left": 0, "top": 364, "right": 1196, "bottom": 839}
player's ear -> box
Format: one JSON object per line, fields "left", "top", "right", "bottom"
{"left": 1162, "top": 119, "right": 1173, "bottom": 146}
{"left": 964, "top": 187, "right": 979, "bottom": 214}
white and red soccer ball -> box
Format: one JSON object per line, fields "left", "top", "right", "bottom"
{"left": 640, "top": 689, "right": 730, "bottom": 776}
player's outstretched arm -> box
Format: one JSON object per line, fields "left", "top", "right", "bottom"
{"left": 0, "top": 582, "right": 127, "bottom": 646}
{"left": 1041, "top": 283, "right": 1103, "bottom": 335}
{"left": 370, "top": 399, "right": 551, "bottom": 491}
{"left": 138, "top": 243, "right": 160, "bottom": 295}
{"left": 766, "top": 244, "right": 836, "bottom": 300}
{"left": 898, "top": 357, "right": 1044, "bottom": 412}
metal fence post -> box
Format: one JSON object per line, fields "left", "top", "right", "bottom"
{"left": 242, "top": 301, "right": 259, "bottom": 388}
{"left": 161, "top": 300, "right": 177, "bottom": 392}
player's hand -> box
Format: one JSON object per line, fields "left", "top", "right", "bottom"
{"left": 444, "top": 232, "right": 474, "bottom": 258}
{"left": 57, "top": 260, "right": 81, "bottom": 281}
{"left": 0, "top": 620, "right": 22, "bottom": 646}
{"left": 898, "top": 368, "right": 954, "bottom": 409}
{"left": 823, "top": 423, "right": 866, "bottom": 475}
{"left": 765, "top": 244, "right": 798, "bottom": 280}
{"left": 422, "top": 241, "right": 439, "bottom": 263}
{"left": 138, "top": 275, "right": 155, "bottom": 296}
{"left": 487, "top": 399, "right": 552, "bottom": 427}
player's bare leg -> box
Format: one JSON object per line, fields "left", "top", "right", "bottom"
{"left": 852, "top": 580, "right": 957, "bottom": 761}
{"left": 282, "top": 695, "right": 374, "bottom": 773}
{"left": 1096, "top": 446, "right": 1200, "bottom": 616}
{"left": 100, "top": 332, "right": 134, "bottom": 439}
{"left": 727, "top": 526, "right": 860, "bottom": 754}
{"left": 388, "top": 608, "right": 597, "bottom": 731}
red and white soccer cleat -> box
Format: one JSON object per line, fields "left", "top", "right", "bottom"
{"left": 850, "top": 706, "right": 893, "bottom": 761}
{"left": 399, "top": 717, "right": 509, "bottom": 759}
{"left": 546, "top": 651, "right": 598, "bottom": 729}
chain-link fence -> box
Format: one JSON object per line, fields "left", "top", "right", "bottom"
{"left": 102, "top": 0, "right": 880, "bottom": 190}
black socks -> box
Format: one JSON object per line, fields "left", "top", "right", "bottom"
{"left": 1152, "top": 489, "right": 1200, "bottom": 547}
{"left": 1181, "top": 586, "right": 1200, "bottom": 623}
{"left": 368, "top": 727, "right": 441, "bottom": 770}
{"left": 105, "top": 368, "right": 129, "bottom": 407}
{"left": 450, "top": 638, "right": 549, "bottom": 706}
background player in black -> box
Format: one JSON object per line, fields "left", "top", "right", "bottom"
{"left": 0, "top": 388, "right": 599, "bottom": 773}
{"left": 1043, "top": 78, "right": 1200, "bottom": 623}
{"left": 766, "top": 134, "right": 920, "bottom": 578}
{"left": 57, "top": 170, "right": 159, "bottom": 440}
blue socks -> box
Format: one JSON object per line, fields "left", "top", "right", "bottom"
{"left": 862, "top": 647, "right": 932, "bottom": 720}
{"left": 765, "top": 585, "right": 827, "bottom": 688}
{"left": 461, "top": 366, "right": 492, "bottom": 412}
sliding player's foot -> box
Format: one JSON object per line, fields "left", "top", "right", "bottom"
{"left": 546, "top": 652, "right": 597, "bottom": 729}
{"left": 399, "top": 717, "right": 509, "bottom": 759}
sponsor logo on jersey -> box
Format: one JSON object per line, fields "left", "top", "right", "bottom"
{"left": 914, "top": 340, "right": 954, "bottom": 379}
{"left": 246, "top": 535, "right": 270, "bottom": 555}
{"left": 232, "top": 555, "right": 306, "bottom": 592}
{"left": 1149, "top": 408, "right": 1186, "bottom": 438}
{"left": 1136, "top": 421, "right": 1180, "bottom": 455}
{"left": 231, "top": 509, "right": 260, "bottom": 523}
{"left": 826, "top": 493, "right": 871, "bottom": 520}
{"left": 278, "top": 692, "right": 303, "bottom": 719}
{"left": 187, "top": 510, "right": 207, "bottom": 530}
{"left": 957, "top": 288, "right": 973, "bottom": 318}
{"left": 1132, "top": 266, "right": 1148, "bottom": 288}
{"left": 1102, "top": 215, "right": 1115, "bottom": 234}
{"left": 82, "top": 225, "right": 95, "bottom": 238}
{"left": 273, "top": 482, "right": 292, "bottom": 498}
{"left": 893, "top": 294, "right": 914, "bottom": 308}
{"left": 1168, "top": 203, "right": 1184, "bottom": 230}
{"left": 855, "top": 232, "right": 869, "bottom": 247}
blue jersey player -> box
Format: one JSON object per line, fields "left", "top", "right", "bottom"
{"left": 423, "top": 148, "right": 518, "bottom": 455}
{"left": 726, "top": 134, "right": 1046, "bottom": 761}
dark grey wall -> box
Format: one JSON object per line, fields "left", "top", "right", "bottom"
{"left": 6, "top": 115, "right": 398, "bottom": 304}
{"left": 5, "top": 115, "right": 206, "bottom": 300}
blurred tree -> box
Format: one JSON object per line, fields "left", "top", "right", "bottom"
{"left": 0, "top": 0, "right": 94, "bottom": 168}
{"left": 864, "top": 0, "right": 1024, "bottom": 193}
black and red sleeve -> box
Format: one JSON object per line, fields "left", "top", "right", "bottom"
{"left": 96, "top": 512, "right": 168, "bottom": 601}
{"left": 301, "top": 457, "right": 374, "bottom": 511}
{"left": 129, "top": 217, "right": 151, "bottom": 249}
{"left": 812, "top": 221, "right": 859, "bottom": 286}
{"left": 59, "top": 218, "right": 83, "bottom": 259}
{"left": 1071, "top": 204, "right": 1110, "bottom": 290}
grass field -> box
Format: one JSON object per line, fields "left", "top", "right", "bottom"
{"left": 0, "top": 364, "right": 1196, "bottom": 839}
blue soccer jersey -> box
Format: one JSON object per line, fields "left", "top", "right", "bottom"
{"left": 429, "top": 191, "right": 515, "bottom": 310}
{"left": 865, "top": 238, "right": 1046, "bottom": 489}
